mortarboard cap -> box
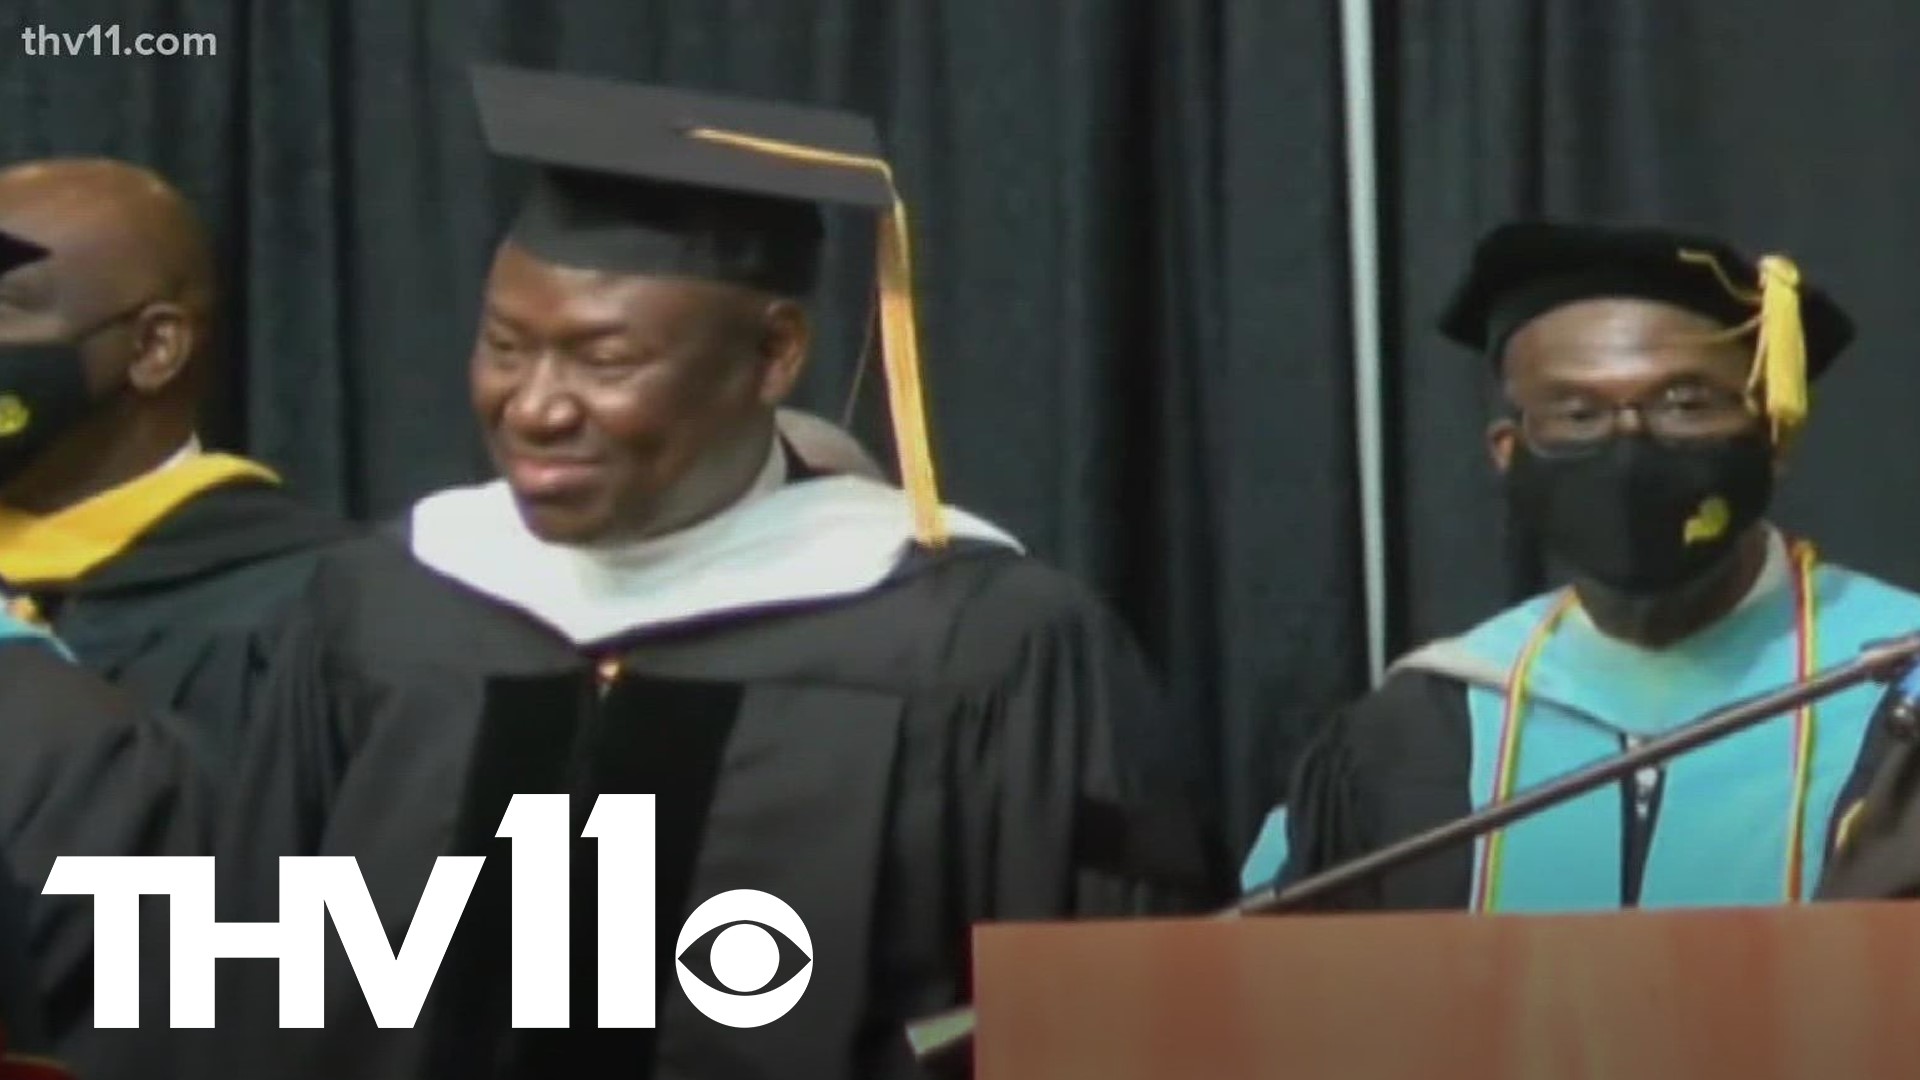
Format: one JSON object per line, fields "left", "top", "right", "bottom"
{"left": 470, "top": 63, "right": 947, "bottom": 544}
{"left": 1439, "top": 221, "right": 1853, "bottom": 445}
{"left": 0, "top": 231, "right": 47, "bottom": 277}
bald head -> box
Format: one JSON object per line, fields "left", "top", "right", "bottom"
{"left": 0, "top": 159, "right": 218, "bottom": 511}
{"left": 0, "top": 158, "right": 215, "bottom": 391}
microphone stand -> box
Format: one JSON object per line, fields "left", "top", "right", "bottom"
{"left": 903, "top": 631, "right": 1920, "bottom": 1065}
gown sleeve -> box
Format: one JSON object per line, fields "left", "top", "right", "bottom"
{"left": 216, "top": 542, "right": 541, "bottom": 909}
{"left": 945, "top": 566, "right": 1232, "bottom": 924}
{"left": 210, "top": 551, "right": 493, "bottom": 1080}
{"left": 52, "top": 483, "right": 348, "bottom": 778}
{"left": 0, "top": 641, "right": 220, "bottom": 1079}
{"left": 1272, "top": 668, "right": 1475, "bottom": 910}
{"left": 171, "top": 540, "right": 349, "bottom": 773}
{"left": 1816, "top": 685, "right": 1920, "bottom": 900}
{"left": 213, "top": 572, "right": 362, "bottom": 924}
{"left": 107, "top": 595, "right": 293, "bottom": 781}
{"left": 0, "top": 850, "right": 61, "bottom": 1076}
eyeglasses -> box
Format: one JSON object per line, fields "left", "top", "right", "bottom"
{"left": 1513, "top": 383, "right": 1760, "bottom": 453}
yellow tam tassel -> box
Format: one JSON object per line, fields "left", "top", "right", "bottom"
{"left": 1754, "top": 255, "right": 1808, "bottom": 445}
{"left": 683, "top": 126, "right": 949, "bottom": 548}
{"left": 873, "top": 199, "right": 946, "bottom": 547}
{"left": 1677, "top": 248, "right": 1811, "bottom": 447}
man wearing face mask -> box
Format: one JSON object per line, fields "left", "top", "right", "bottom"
{"left": 0, "top": 159, "right": 352, "bottom": 770}
{"left": 0, "top": 231, "right": 81, "bottom": 1080}
{"left": 0, "top": 223, "right": 219, "bottom": 1080}
{"left": 1238, "top": 221, "right": 1920, "bottom": 912}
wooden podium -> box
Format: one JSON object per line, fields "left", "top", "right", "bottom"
{"left": 970, "top": 902, "right": 1920, "bottom": 1080}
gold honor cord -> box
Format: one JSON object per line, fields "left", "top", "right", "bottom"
{"left": 684, "top": 126, "right": 948, "bottom": 548}
{"left": 1677, "top": 249, "right": 1810, "bottom": 447}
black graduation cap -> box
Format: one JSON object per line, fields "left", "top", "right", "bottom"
{"left": 0, "top": 231, "right": 46, "bottom": 277}
{"left": 469, "top": 62, "right": 948, "bottom": 544}
{"left": 1440, "top": 221, "right": 1853, "bottom": 444}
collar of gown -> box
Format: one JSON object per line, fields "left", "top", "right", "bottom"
{"left": 409, "top": 438, "right": 1024, "bottom": 646}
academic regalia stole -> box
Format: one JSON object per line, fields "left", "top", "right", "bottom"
{"left": 0, "top": 454, "right": 279, "bottom": 588}
{"left": 1452, "top": 553, "right": 1920, "bottom": 912}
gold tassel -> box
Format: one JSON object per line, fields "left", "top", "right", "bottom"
{"left": 874, "top": 200, "right": 946, "bottom": 546}
{"left": 1754, "top": 255, "right": 1808, "bottom": 445}
{"left": 1677, "top": 248, "right": 1810, "bottom": 446}
{"left": 684, "top": 126, "right": 949, "bottom": 547}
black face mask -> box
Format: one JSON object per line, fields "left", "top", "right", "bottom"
{"left": 1504, "top": 429, "right": 1776, "bottom": 594}
{"left": 0, "top": 342, "right": 94, "bottom": 488}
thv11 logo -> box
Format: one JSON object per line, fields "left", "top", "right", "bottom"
{"left": 42, "top": 794, "right": 814, "bottom": 1029}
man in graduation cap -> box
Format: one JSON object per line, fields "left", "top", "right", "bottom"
{"left": 0, "top": 159, "right": 352, "bottom": 770}
{"left": 220, "top": 64, "right": 1221, "bottom": 1080}
{"left": 1238, "top": 221, "right": 1920, "bottom": 913}
{"left": 0, "top": 218, "right": 219, "bottom": 1077}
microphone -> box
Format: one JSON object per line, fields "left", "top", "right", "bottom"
{"left": 902, "top": 630, "right": 1920, "bottom": 1065}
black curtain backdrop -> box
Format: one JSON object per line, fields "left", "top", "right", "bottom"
{"left": 0, "top": 0, "right": 1360, "bottom": 853}
{"left": 12, "top": 0, "right": 1916, "bottom": 858}
{"left": 1384, "top": 0, "right": 1920, "bottom": 652}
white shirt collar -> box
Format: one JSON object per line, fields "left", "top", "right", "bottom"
{"left": 155, "top": 435, "right": 202, "bottom": 474}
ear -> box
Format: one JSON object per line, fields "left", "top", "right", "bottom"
{"left": 1487, "top": 418, "right": 1518, "bottom": 473}
{"left": 124, "top": 302, "right": 195, "bottom": 395}
{"left": 753, "top": 298, "right": 811, "bottom": 406}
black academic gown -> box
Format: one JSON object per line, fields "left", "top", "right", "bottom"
{"left": 1273, "top": 670, "right": 1478, "bottom": 909}
{"left": 219, "top": 522, "right": 1224, "bottom": 1080}
{"left": 0, "top": 855, "right": 67, "bottom": 1079}
{"left": 1284, "top": 670, "right": 1873, "bottom": 912}
{"left": 15, "top": 479, "right": 352, "bottom": 773}
{"left": 1815, "top": 688, "right": 1920, "bottom": 900}
{"left": 1277, "top": 668, "right": 1749, "bottom": 911}
{"left": 0, "top": 639, "right": 220, "bottom": 1080}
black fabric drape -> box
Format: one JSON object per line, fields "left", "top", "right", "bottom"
{"left": 0, "top": 0, "right": 1362, "bottom": 853}
{"left": 1153, "top": 0, "right": 1362, "bottom": 850}
{"left": 1383, "top": 0, "right": 1920, "bottom": 651}
{"left": 14, "top": 0, "right": 1920, "bottom": 868}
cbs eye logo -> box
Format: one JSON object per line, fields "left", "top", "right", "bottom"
{"left": 675, "top": 890, "right": 814, "bottom": 1027}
